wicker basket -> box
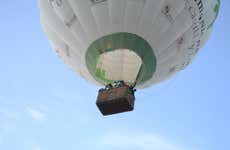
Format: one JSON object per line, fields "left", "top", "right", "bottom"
{"left": 96, "top": 86, "right": 135, "bottom": 116}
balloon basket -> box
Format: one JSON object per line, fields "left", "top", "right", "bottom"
{"left": 96, "top": 82, "right": 135, "bottom": 116}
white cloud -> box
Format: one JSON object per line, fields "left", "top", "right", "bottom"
{"left": 26, "top": 107, "right": 45, "bottom": 122}
{"left": 96, "top": 131, "right": 194, "bottom": 150}
{"left": 35, "top": 145, "right": 41, "bottom": 150}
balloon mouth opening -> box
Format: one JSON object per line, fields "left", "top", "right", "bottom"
{"left": 85, "top": 32, "right": 157, "bottom": 86}
{"left": 96, "top": 49, "right": 142, "bottom": 85}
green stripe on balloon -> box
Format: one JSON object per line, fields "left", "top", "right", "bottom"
{"left": 208, "top": 0, "right": 220, "bottom": 29}
{"left": 85, "top": 32, "right": 157, "bottom": 86}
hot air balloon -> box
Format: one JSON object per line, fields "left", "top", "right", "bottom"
{"left": 39, "top": 0, "right": 220, "bottom": 115}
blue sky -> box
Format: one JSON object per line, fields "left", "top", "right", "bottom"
{"left": 0, "top": 1, "right": 230, "bottom": 150}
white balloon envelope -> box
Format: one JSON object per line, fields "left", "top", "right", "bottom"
{"left": 39, "top": 0, "right": 220, "bottom": 89}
